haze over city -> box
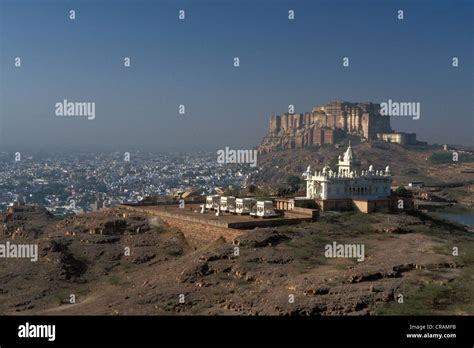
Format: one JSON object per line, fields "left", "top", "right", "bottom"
{"left": 1, "top": 0, "right": 472, "bottom": 152}
{"left": 1, "top": 2, "right": 474, "bottom": 345}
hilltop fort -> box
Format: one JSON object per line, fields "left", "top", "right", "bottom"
{"left": 258, "top": 101, "right": 417, "bottom": 152}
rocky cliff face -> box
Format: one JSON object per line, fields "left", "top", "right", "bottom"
{"left": 258, "top": 101, "right": 392, "bottom": 153}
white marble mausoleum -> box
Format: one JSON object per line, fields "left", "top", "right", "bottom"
{"left": 303, "top": 144, "right": 392, "bottom": 200}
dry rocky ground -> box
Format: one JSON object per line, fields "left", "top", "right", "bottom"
{"left": 0, "top": 204, "right": 473, "bottom": 315}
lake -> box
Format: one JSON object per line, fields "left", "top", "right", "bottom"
{"left": 434, "top": 211, "right": 474, "bottom": 228}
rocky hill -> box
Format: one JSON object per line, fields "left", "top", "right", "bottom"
{"left": 258, "top": 101, "right": 392, "bottom": 153}
{"left": 250, "top": 141, "right": 474, "bottom": 189}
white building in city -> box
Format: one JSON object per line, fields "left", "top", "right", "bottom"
{"left": 303, "top": 143, "right": 392, "bottom": 200}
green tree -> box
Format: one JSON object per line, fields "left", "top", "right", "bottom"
{"left": 287, "top": 175, "right": 301, "bottom": 193}
{"left": 329, "top": 156, "right": 339, "bottom": 172}
{"left": 277, "top": 185, "right": 290, "bottom": 197}
{"left": 255, "top": 186, "right": 271, "bottom": 198}
{"left": 395, "top": 186, "right": 411, "bottom": 197}
{"left": 224, "top": 186, "right": 240, "bottom": 197}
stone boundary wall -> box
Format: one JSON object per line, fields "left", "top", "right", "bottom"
{"left": 158, "top": 215, "right": 241, "bottom": 245}
{"left": 121, "top": 205, "right": 313, "bottom": 230}
{"left": 291, "top": 207, "right": 319, "bottom": 219}
{"left": 228, "top": 217, "right": 312, "bottom": 229}
{"left": 129, "top": 207, "right": 231, "bottom": 228}
{"left": 120, "top": 205, "right": 241, "bottom": 245}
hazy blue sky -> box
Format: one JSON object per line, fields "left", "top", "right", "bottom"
{"left": 1, "top": 0, "right": 472, "bottom": 151}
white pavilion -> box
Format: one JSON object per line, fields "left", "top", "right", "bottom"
{"left": 303, "top": 143, "right": 392, "bottom": 201}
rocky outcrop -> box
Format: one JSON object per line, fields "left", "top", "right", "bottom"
{"left": 258, "top": 101, "right": 392, "bottom": 153}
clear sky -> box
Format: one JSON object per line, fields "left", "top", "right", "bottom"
{"left": 0, "top": 0, "right": 472, "bottom": 151}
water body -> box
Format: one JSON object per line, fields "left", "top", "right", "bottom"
{"left": 434, "top": 211, "right": 474, "bottom": 228}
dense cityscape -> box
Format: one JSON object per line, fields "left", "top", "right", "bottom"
{"left": 0, "top": 151, "right": 252, "bottom": 215}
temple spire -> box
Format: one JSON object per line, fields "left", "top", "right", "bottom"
{"left": 338, "top": 141, "right": 360, "bottom": 175}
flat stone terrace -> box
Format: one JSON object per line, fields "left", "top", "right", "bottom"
{"left": 121, "top": 203, "right": 314, "bottom": 230}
